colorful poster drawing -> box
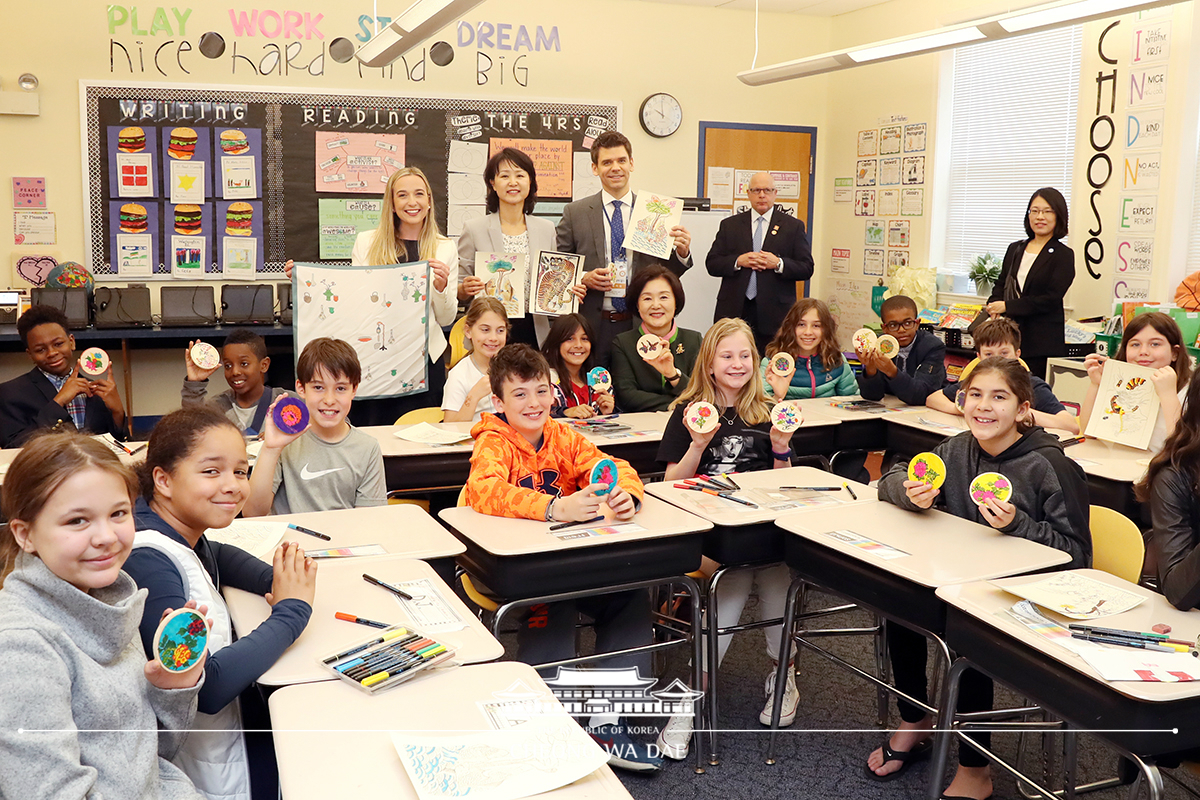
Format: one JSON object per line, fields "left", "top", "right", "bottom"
{"left": 530, "top": 251, "right": 583, "bottom": 316}
{"left": 489, "top": 138, "right": 572, "bottom": 198}
{"left": 624, "top": 192, "right": 683, "bottom": 260}
{"left": 475, "top": 252, "right": 527, "bottom": 318}
{"left": 314, "top": 131, "right": 406, "bottom": 193}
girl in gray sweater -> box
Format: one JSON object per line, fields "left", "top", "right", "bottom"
{"left": 0, "top": 433, "right": 205, "bottom": 800}
{"left": 866, "top": 357, "right": 1091, "bottom": 800}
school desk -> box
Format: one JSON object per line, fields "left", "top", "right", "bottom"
{"left": 931, "top": 570, "right": 1200, "bottom": 800}
{"left": 268, "top": 660, "right": 632, "bottom": 800}
{"left": 223, "top": 555, "right": 502, "bottom": 687}
{"left": 645, "top": 466, "right": 876, "bottom": 763}
{"left": 795, "top": 395, "right": 918, "bottom": 452}
{"left": 0, "top": 440, "right": 142, "bottom": 486}
{"left": 763, "top": 501, "right": 1072, "bottom": 761}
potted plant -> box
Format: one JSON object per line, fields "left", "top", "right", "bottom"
{"left": 968, "top": 253, "right": 1002, "bottom": 297}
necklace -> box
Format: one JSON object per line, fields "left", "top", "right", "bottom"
{"left": 720, "top": 406, "right": 738, "bottom": 426}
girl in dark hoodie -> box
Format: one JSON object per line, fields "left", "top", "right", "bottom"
{"left": 867, "top": 356, "right": 1091, "bottom": 800}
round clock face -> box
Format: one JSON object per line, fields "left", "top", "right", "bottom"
{"left": 640, "top": 93, "right": 682, "bottom": 138}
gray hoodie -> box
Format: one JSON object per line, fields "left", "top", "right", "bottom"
{"left": 0, "top": 553, "right": 202, "bottom": 799}
{"left": 879, "top": 427, "right": 1092, "bottom": 569}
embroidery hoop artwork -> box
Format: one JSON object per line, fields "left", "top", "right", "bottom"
{"left": 590, "top": 457, "right": 618, "bottom": 496}
{"left": 154, "top": 608, "right": 209, "bottom": 673}
{"left": 79, "top": 347, "right": 111, "bottom": 377}
{"left": 273, "top": 397, "right": 310, "bottom": 435}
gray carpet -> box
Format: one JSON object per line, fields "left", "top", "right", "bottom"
{"left": 496, "top": 588, "right": 1200, "bottom": 800}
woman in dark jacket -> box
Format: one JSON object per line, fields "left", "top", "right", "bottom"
{"left": 985, "top": 187, "right": 1075, "bottom": 379}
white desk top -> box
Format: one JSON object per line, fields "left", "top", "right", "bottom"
{"left": 796, "top": 395, "right": 920, "bottom": 422}
{"left": 268, "top": 661, "right": 630, "bottom": 800}
{"left": 361, "top": 411, "right": 673, "bottom": 458}
{"left": 775, "top": 502, "right": 1072, "bottom": 588}
{"left": 0, "top": 440, "right": 142, "bottom": 484}
{"left": 224, "top": 556, "right": 502, "bottom": 686}
{"left": 266, "top": 504, "right": 464, "bottom": 561}
{"left": 884, "top": 407, "right": 970, "bottom": 436}
{"left": 438, "top": 493, "right": 711, "bottom": 557}
{"left": 644, "top": 466, "right": 876, "bottom": 527}
{"left": 938, "top": 570, "right": 1200, "bottom": 702}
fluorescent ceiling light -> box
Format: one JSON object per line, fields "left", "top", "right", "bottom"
{"left": 847, "top": 27, "right": 985, "bottom": 63}
{"left": 999, "top": 0, "right": 1156, "bottom": 32}
{"left": 356, "top": 0, "right": 485, "bottom": 68}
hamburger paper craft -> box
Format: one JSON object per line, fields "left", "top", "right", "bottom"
{"left": 771, "top": 401, "right": 804, "bottom": 433}
{"left": 587, "top": 366, "right": 612, "bottom": 394}
{"left": 225, "top": 203, "right": 253, "bottom": 236}
{"left": 769, "top": 352, "right": 795, "bottom": 376}
{"left": 636, "top": 334, "right": 666, "bottom": 361}
{"left": 119, "top": 203, "right": 148, "bottom": 234}
{"left": 907, "top": 452, "right": 946, "bottom": 489}
{"left": 685, "top": 401, "right": 719, "bottom": 433}
{"left": 877, "top": 334, "right": 900, "bottom": 358}
{"left": 852, "top": 328, "right": 878, "bottom": 352}
{"left": 589, "top": 457, "right": 618, "bottom": 496}
{"left": 153, "top": 608, "right": 208, "bottom": 673}
{"left": 970, "top": 472, "right": 1013, "bottom": 507}
{"left": 118, "top": 126, "right": 146, "bottom": 153}
{"left": 190, "top": 342, "right": 220, "bottom": 371}
{"left": 219, "top": 129, "right": 250, "bottom": 155}
{"left": 168, "top": 127, "right": 198, "bottom": 160}
{"left": 78, "top": 347, "right": 110, "bottom": 377}
{"left": 272, "top": 397, "right": 310, "bottom": 435}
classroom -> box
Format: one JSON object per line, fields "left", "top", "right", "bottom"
{"left": 3, "top": 0, "right": 1200, "bottom": 799}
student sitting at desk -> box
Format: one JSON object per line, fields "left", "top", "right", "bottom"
{"left": 464, "top": 343, "right": 674, "bottom": 772}
{"left": 441, "top": 297, "right": 507, "bottom": 424}
{"left": 1137, "top": 372, "right": 1200, "bottom": 610}
{"left": 0, "top": 305, "right": 127, "bottom": 448}
{"left": 855, "top": 295, "right": 946, "bottom": 406}
{"left": 182, "top": 329, "right": 293, "bottom": 436}
{"left": 658, "top": 317, "right": 806, "bottom": 729}
{"left": 872, "top": 357, "right": 1090, "bottom": 800}
{"left": 926, "top": 317, "right": 1079, "bottom": 433}
{"left": 762, "top": 298, "right": 857, "bottom": 400}
{"left": 541, "top": 314, "right": 615, "bottom": 419}
{"left": 243, "top": 338, "right": 386, "bottom": 516}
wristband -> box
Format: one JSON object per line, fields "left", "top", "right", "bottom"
{"left": 772, "top": 449, "right": 792, "bottom": 462}
{"left": 544, "top": 498, "right": 555, "bottom": 521}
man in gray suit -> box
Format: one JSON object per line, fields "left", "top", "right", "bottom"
{"left": 556, "top": 131, "right": 692, "bottom": 365}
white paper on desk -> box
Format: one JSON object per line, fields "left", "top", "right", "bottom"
{"left": 306, "top": 544, "right": 387, "bottom": 559}
{"left": 393, "top": 578, "right": 466, "bottom": 631}
{"left": 205, "top": 519, "right": 288, "bottom": 559}
{"left": 92, "top": 433, "right": 128, "bottom": 456}
{"left": 823, "top": 529, "right": 909, "bottom": 560}
{"left": 915, "top": 416, "right": 966, "bottom": 434}
{"left": 996, "top": 573, "right": 1145, "bottom": 620}
{"left": 1085, "top": 360, "right": 1160, "bottom": 450}
{"left": 392, "top": 718, "right": 607, "bottom": 800}
{"left": 448, "top": 140, "right": 488, "bottom": 175}
{"left": 1004, "top": 601, "right": 1103, "bottom": 656}
{"left": 1078, "top": 648, "right": 1200, "bottom": 682}
{"left": 394, "top": 422, "right": 473, "bottom": 445}
{"left": 244, "top": 439, "right": 264, "bottom": 464}
{"left": 552, "top": 522, "right": 645, "bottom": 541}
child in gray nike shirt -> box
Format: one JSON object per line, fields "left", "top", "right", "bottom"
{"left": 243, "top": 338, "right": 386, "bottom": 516}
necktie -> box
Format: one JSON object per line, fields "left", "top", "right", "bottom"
{"left": 611, "top": 200, "right": 627, "bottom": 312}
{"left": 747, "top": 216, "right": 765, "bottom": 301}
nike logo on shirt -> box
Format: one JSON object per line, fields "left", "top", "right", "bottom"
{"left": 300, "top": 464, "right": 345, "bottom": 480}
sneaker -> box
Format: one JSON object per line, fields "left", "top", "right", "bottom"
{"left": 655, "top": 714, "right": 693, "bottom": 760}
{"left": 759, "top": 666, "right": 799, "bottom": 726}
{"left": 587, "top": 721, "right": 664, "bottom": 772}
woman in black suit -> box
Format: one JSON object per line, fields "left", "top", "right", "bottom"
{"left": 985, "top": 187, "right": 1074, "bottom": 379}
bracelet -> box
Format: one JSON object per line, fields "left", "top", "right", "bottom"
{"left": 544, "top": 497, "right": 556, "bottom": 522}
{"left": 772, "top": 449, "right": 792, "bottom": 461}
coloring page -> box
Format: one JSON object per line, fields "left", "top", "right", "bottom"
{"left": 623, "top": 191, "right": 683, "bottom": 259}
{"left": 1084, "top": 359, "right": 1160, "bottom": 449}
{"left": 529, "top": 251, "right": 583, "bottom": 316}
{"left": 474, "top": 252, "right": 526, "bottom": 318}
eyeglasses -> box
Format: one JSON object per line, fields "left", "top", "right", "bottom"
{"left": 747, "top": 188, "right": 777, "bottom": 195}
{"left": 1028, "top": 208, "right": 1055, "bottom": 218}
{"left": 882, "top": 319, "right": 919, "bottom": 332}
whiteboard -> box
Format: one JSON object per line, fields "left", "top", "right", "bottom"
{"left": 675, "top": 209, "right": 731, "bottom": 334}
{"left": 826, "top": 277, "right": 880, "bottom": 352}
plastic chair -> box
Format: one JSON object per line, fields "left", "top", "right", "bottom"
{"left": 394, "top": 407, "right": 443, "bottom": 425}
{"left": 448, "top": 317, "right": 469, "bottom": 369}
{"left": 453, "top": 486, "right": 500, "bottom": 614}
{"left": 1089, "top": 505, "right": 1145, "bottom": 583}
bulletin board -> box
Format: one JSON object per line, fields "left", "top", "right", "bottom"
{"left": 81, "top": 81, "right": 619, "bottom": 281}
{"left": 826, "top": 277, "right": 879, "bottom": 352}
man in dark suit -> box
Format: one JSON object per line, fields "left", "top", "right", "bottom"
{"left": 706, "top": 172, "right": 815, "bottom": 353}
{"left": 556, "top": 131, "right": 692, "bottom": 365}
{"left": 0, "top": 305, "right": 126, "bottom": 447}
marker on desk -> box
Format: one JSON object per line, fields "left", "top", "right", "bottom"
{"left": 287, "top": 523, "right": 331, "bottom": 541}
{"left": 549, "top": 515, "right": 605, "bottom": 531}
{"left": 1071, "top": 632, "right": 1176, "bottom": 652}
{"left": 778, "top": 486, "right": 842, "bottom": 491}
{"left": 674, "top": 485, "right": 758, "bottom": 508}
{"left": 1069, "top": 624, "right": 1193, "bottom": 647}
{"left": 1061, "top": 436, "right": 1086, "bottom": 447}
{"left": 335, "top": 612, "right": 389, "bottom": 629}
{"left": 843, "top": 482, "right": 858, "bottom": 501}
{"left": 721, "top": 473, "right": 741, "bottom": 490}
{"left": 362, "top": 573, "right": 414, "bottom": 601}
{"left": 322, "top": 627, "right": 409, "bottom": 664}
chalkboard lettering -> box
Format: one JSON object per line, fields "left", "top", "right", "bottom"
{"left": 301, "top": 106, "right": 418, "bottom": 128}
{"left": 118, "top": 98, "right": 247, "bottom": 122}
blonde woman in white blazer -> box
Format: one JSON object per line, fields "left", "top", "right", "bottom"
{"left": 456, "top": 147, "right": 582, "bottom": 347}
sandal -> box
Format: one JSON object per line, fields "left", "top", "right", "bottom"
{"left": 863, "top": 737, "right": 933, "bottom": 782}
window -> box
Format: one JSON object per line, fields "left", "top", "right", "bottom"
{"left": 938, "top": 26, "right": 1082, "bottom": 278}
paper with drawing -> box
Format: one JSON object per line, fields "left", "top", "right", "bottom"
{"left": 1084, "top": 359, "right": 1160, "bottom": 450}
{"left": 623, "top": 191, "right": 682, "bottom": 259}
{"left": 475, "top": 252, "right": 526, "bottom": 318}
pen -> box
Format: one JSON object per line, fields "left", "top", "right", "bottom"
{"left": 1061, "top": 436, "right": 1086, "bottom": 447}
{"left": 721, "top": 473, "right": 741, "bottom": 490}
{"left": 1068, "top": 624, "right": 1194, "bottom": 646}
{"left": 114, "top": 439, "right": 135, "bottom": 455}
{"left": 779, "top": 486, "right": 843, "bottom": 491}
{"left": 1070, "top": 632, "right": 1175, "bottom": 652}
{"left": 287, "top": 523, "right": 332, "bottom": 541}
{"left": 549, "top": 515, "right": 606, "bottom": 531}
{"left": 362, "top": 573, "right": 414, "bottom": 601}
{"left": 674, "top": 485, "right": 759, "bottom": 508}
{"left": 335, "top": 612, "right": 389, "bottom": 629}
{"left": 321, "top": 627, "right": 409, "bottom": 664}
{"left": 843, "top": 482, "right": 859, "bottom": 500}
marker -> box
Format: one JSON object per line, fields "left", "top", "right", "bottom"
{"left": 549, "top": 515, "right": 605, "bottom": 531}
{"left": 721, "top": 473, "right": 741, "bottom": 490}
{"left": 288, "top": 523, "right": 331, "bottom": 541}
{"left": 779, "top": 486, "right": 843, "bottom": 491}
{"left": 1060, "top": 436, "right": 1086, "bottom": 447}
{"left": 843, "top": 482, "right": 859, "bottom": 501}
{"left": 1071, "top": 632, "right": 1175, "bottom": 653}
{"left": 335, "top": 612, "right": 389, "bottom": 629}
{"left": 1069, "top": 624, "right": 1194, "bottom": 647}
{"left": 674, "top": 485, "right": 758, "bottom": 508}
{"left": 362, "top": 573, "right": 413, "bottom": 601}
{"left": 321, "top": 627, "right": 409, "bottom": 664}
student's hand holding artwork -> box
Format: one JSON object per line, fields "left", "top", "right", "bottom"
{"left": 265, "top": 541, "right": 318, "bottom": 608}
{"left": 766, "top": 366, "right": 794, "bottom": 402}
{"left": 262, "top": 396, "right": 309, "bottom": 450}
{"left": 582, "top": 267, "right": 613, "bottom": 292}
{"left": 90, "top": 376, "right": 125, "bottom": 417}
{"left": 768, "top": 421, "right": 796, "bottom": 457}
{"left": 606, "top": 486, "right": 636, "bottom": 521}
{"left": 903, "top": 478, "right": 939, "bottom": 509}
{"left": 144, "top": 600, "right": 211, "bottom": 690}
{"left": 670, "top": 225, "right": 691, "bottom": 258}
{"left": 556, "top": 485, "right": 604, "bottom": 522}
{"left": 978, "top": 496, "right": 1016, "bottom": 529}
{"left": 683, "top": 402, "right": 721, "bottom": 449}
{"left": 564, "top": 404, "right": 596, "bottom": 419}
{"left": 594, "top": 391, "right": 615, "bottom": 415}
{"left": 1083, "top": 353, "right": 1107, "bottom": 386}
{"left": 184, "top": 339, "right": 220, "bottom": 381}
{"left": 1151, "top": 365, "right": 1178, "bottom": 398}
{"left": 460, "top": 275, "right": 485, "bottom": 298}
{"left": 429, "top": 259, "right": 451, "bottom": 293}
{"left": 53, "top": 363, "right": 92, "bottom": 407}
{"left": 872, "top": 349, "right": 898, "bottom": 378}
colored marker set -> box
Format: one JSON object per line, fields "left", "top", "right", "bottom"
{"left": 320, "top": 625, "right": 455, "bottom": 694}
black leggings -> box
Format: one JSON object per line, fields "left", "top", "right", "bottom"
{"left": 889, "top": 623, "right": 992, "bottom": 768}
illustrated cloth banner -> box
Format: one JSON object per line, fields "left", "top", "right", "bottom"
{"left": 293, "top": 262, "right": 430, "bottom": 400}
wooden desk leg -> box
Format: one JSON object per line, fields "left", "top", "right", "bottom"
{"left": 121, "top": 338, "right": 133, "bottom": 437}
